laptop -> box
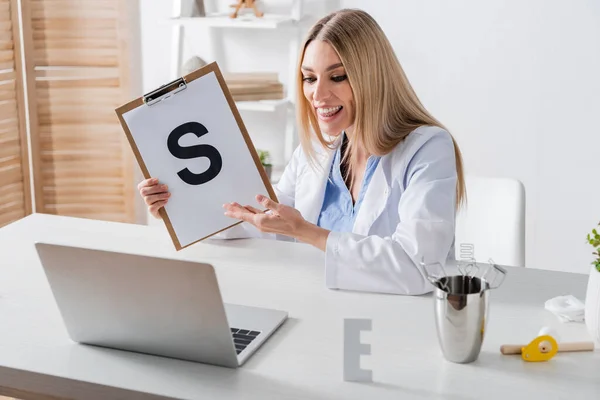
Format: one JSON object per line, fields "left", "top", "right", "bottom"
{"left": 34, "top": 242, "right": 287, "bottom": 368}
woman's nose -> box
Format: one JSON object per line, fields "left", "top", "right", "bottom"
{"left": 312, "top": 80, "right": 331, "bottom": 103}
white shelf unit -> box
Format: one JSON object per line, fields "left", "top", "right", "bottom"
{"left": 168, "top": 1, "right": 305, "bottom": 176}
{"left": 168, "top": 13, "right": 301, "bottom": 29}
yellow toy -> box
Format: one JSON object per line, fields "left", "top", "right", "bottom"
{"left": 519, "top": 334, "right": 559, "bottom": 362}
{"left": 500, "top": 327, "right": 594, "bottom": 362}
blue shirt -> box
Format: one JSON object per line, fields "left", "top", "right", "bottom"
{"left": 317, "top": 135, "right": 381, "bottom": 233}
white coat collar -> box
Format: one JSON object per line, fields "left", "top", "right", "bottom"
{"left": 352, "top": 156, "right": 390, "bottom": 235}
{"left": 295, "top": 135, "right": 392, "bottom": 235}
{"left": 295, "top": 139, "right": 337, "bottom": 225}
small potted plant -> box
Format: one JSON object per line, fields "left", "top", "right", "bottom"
{"left": 257, "top": 149, "right": 272, "bottom": 180}
{"left": 585, "top": 221, "right": 600, "bottom": 345}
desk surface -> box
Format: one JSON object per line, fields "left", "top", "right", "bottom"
{"left": 0, "top": 214, "right": 598, "bottom": 400}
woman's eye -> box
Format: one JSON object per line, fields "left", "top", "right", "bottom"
{"left": 302, "top": 76, "right": 316, "bottom": 83}
{"left": 332, "top": 74, "right": 347, "bottom": 82}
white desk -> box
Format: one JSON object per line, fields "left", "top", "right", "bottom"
{"left": 0, "top": 214, "right": 598, "bottom": 400}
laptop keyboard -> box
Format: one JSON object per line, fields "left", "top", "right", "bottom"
{"left": 230, "top": 328, "right": 261, "bottom": 355}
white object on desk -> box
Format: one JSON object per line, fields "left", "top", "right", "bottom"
{"left": 545, "top": 295, "right": 585, "bottom": 323}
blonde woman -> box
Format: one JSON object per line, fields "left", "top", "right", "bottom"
{"left": 138, "top": 9, "right": 466, "bottom": 295}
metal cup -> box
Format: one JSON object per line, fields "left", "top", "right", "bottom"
{"left": 430, "top": 265, "right": 506, "bottom": 364}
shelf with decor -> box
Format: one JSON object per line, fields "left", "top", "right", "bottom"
{"left": 167, "top": 12, "right": 302, "bottom": 29}
{"left": 169, "top": 0, "right": 304, "bottom": 170}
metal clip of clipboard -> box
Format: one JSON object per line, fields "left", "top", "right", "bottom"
{"left": 143, "top": 77, "right": 187, "bottom": 106}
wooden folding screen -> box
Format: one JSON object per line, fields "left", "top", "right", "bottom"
{"left": 0, "top": 0, "right": 32, "bottom": 228}
{"left": 18, "top": 0, "right": 136, "bottom": 223}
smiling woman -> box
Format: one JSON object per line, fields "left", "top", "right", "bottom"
{"left": 138, "top": 8, "right": 466, "bottom": 296}
{"left": 300, "top": 47, "right": 353, "bottom": 137}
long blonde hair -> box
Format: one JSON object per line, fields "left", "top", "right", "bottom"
{"left": 295, "top": 9, "right": 466, "bottom": 208}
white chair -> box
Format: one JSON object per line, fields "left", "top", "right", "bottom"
{"left": 454, "top": 175, "right": 526, "bottom": 268}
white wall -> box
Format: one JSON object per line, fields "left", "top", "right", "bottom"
{"left": 139, "top": 0, "right": 600, "bottom": 273}
{"left": 339, "top": 0, "right": 600, "bottom": 273}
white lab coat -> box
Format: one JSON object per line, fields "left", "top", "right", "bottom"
{"left": 216, "top": 125, "right": 458, "bottom": 295}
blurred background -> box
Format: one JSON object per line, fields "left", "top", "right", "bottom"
{"left": 1, "top": 0, "right": 599, "bottom": 274}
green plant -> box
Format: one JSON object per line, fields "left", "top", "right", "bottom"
{"left": 587, "top": 221, "right": 600, "bottom": 272}
{"left": 257, "top": 149, "right": 271, "bottom": 167}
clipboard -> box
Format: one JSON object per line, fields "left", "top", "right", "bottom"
{"left": 115, "top": 62, "right": 278, "bottom": 251}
